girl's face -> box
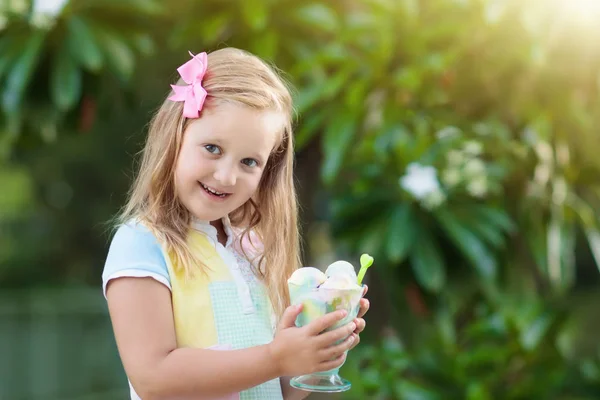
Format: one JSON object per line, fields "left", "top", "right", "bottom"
{"left": 174, "top": 103, "right": 283, "bottom": 223}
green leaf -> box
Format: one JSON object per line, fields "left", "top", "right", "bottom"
{"left": 296, "top": 110, "right": 327, "bottom": 150}
{"left": 294, "top": 4, "right": 339, "bottom": 33}
{"left": 394, "top": 380, "right": 443, "bottom": 400}
{"left": 410, "top": 227, "right": 446, "bottom": 292}
{"left": 251, "top": 31, "right": 278, "bottom": 61}
{"left": 454, "top": 207, "right": 507, "bottom": 249}
{"left": 321, "top": 112, "right": 357, "bottom": 184}
{"left": 0, "top": 166, "right": 34, "bottom": 219}
{"left": 360, "top": 219, "right": 388, "bottom": 255}
{"left": 93, "top": 28, "right": 135, "bottom": 82}
{"left": 520, "top": 313, "right": 552, "bottom": 351}
{"left": 241, "top": 0, "right": 268, "bottom": 30}
{"left": 89, "top": 0, "right": 163, "bottom": 15}
{"left": 131, "top": 33, "right": 155, "bottom": 57}
{"left": 67, "top": 16, "right": 104, "bottom": 71}
{"left": 199, "top": 13, "right": 231, "bottom": 44}
{"left": 525, "top": 217, "right": 547, "bottom": 272}
{"left": 322, "top": 69, "right": 351, "bottom": 99}
{"left": 584, "top": 228, "right": 600, "bottom": 273}
{"left": 2, "top": 30, "right": 46, "bottom": 113}
{"left": 51, "top": 44, "right": 82, "bottom": 111}
{"left": 466, "top": 382, "right": 493, "bottom": 400}
{"left": 436, "top": 210, "right": 497, "bottom": 280}
{"left": 386, "top": 203, "right": 415, "bottom": 262}
{"left": 295, "top": 84, "right": 325, "bottom": 115}
{"left": 0, "top": 34, "right": 27, "bottom": 81}
{"left": 470, "top": 206, "right": 516, "bottom": 233}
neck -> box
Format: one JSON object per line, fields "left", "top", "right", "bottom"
{"left": 210, "top": 218, "right": 227, "bottom": 246}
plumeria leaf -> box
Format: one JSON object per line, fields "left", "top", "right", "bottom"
{"left": 410, "top": 226, "right": 446, "bottom": 292}
{"left": 386, "top": 203, "right": 416, "bottom": 262}
{"left": 51, "top": 42, "right": 82, "bottom": 111}
{"left": 2, "top": 31, "right": 46, "bottom": 113}
{"left": 436, "top": 209, "right": 497, "bottom": 280}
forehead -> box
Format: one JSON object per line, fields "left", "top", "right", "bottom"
{"left": 185, "top": 103, "right": 285, "bottom": 153}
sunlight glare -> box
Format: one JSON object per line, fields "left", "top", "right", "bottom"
{"left": 561, "top": 0, "right": 600, "bottom": 25}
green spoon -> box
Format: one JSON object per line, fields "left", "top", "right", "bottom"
{"left": 357, "top": 253, "right": 374, "bottom": 285}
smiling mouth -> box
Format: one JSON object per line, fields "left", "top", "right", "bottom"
{"left": 199, "top": 182, "right": 231, "bottom": 198}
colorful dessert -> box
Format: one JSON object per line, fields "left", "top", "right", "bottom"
{"left": 286, "top": 254, "right": 374, "bottom": 392}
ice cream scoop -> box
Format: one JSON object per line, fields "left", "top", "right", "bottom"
{"left": 287, "top": 266, "right": 327, "bottom": 288}
{"left": 319, "top": 273, "right": 360, "bottom": 290}
{"left": 325, "top": 261, "right": 357, "bottom": 281}
{"left": 288, "top": 267, "right": 328, "bottom": 301}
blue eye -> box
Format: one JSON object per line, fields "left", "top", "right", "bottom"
{"left": 205, "top": 144, "right": 221, "bottom": 155}
{"left": 242, "top": 158, "right": 258, "bottom": 168}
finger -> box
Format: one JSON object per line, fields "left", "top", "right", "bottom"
{"left": 362, "top": 285, "right": 368, "bottom": 296}
{"left": 316, "top": 321, "right": 356, "bottom": 347}
{"left": 322, "top": 334, "right": 355, "bottom": 360}
{"left": 348, "top": 333, "right": 360, "bottom": 351}
{"left": 319, "top": 350, "right": 347, "bottom": 371}
{"left": 277, "top": 304, "right": 303, "bottom": 330}
{"left": 305, "top": 309, "right": 347, "bottom": 335}
{"left": 353, "top": 318, "right": 366, "bottom": 334}
{"left": 357, "top": 298, "right": 370, "bottom": 318}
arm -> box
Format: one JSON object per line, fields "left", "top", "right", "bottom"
{"left": 107, "top": 277, "right": 281, "bottom": 399}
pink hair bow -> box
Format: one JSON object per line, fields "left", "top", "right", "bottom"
{"left": 168, "top": 51, "right": 208, "bottom": 118}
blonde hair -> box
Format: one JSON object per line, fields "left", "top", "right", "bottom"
{"left": 119, "top": 47, "right": 300, "bottom": 319}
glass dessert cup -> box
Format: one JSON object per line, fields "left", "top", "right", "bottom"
{"left": 288, "top": 282, "right": 364, "bottom": 393}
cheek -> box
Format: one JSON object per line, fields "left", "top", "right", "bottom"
{"left": 240, "top": 173, "right": 263, "bottom": 195}
{"left": 178, "top": 152, "right": 205, "bottom": 177}
{"left": 175, "top": 154, "right": 199, "bottom": 189}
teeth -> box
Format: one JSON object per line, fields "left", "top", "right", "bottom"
{"left": 201, "top": 183, "right": 226, "bottom": 197}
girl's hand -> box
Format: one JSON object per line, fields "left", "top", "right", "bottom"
{"left": 269, "top": 304, "right": 357, "bottom": 377}
{"left": 349, "top": 285, "right": 370, "bottom": 351}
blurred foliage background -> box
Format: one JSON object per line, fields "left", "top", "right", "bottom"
{"left": 1, "top": 0, "right": 600, "bottom": 399}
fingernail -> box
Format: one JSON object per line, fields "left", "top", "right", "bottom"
{"left": 351, "top": 323, "right": 356, "bottom": 331}
{"left": 348, "top": 335, "right": 355, "bottom": 344}
{"left": 340, "top": 310, "right": 347, "bottom": 317}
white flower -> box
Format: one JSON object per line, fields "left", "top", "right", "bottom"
{"left": 422, "top": 189, "right": 447, "bottom": 210}
{"left": 30, "top": 0, "right": 68, "bottom": 29}
{"left": 446, "top": 150, "right": 464, "bottom": 166}
{"left": 400, "top": 163, "right": 442, "bottom": 200}
{"left": 467, "top": 177, "right": 488, "bottom": 198}
{"left": 32, "top": 0, "right": 68, "bottom": 18}
{"left": 535, "top": 141, "right": 553, "bottom": 162}
{"left": 473, "top": 123, "right": 491, "bottom": 136}
{"left": 442, "top": 168, "right": 462, "bottom": 187}
{"left": 30, "top": 12, "right": 54, "bottom": 29}
{"left": 533, "top": 164, "right": 551, "bottom": 186}
{"left": 464, "top": 158, "right": 486, "bottom": 177}
{"left": 552, "top": 176, "right": 568, "bottom": 205}
{"left": 556, "top": 141, "right": 570, "bottom": 166}
{"left": 436, "top": 126, "right": 461, "bottom": 140}
{"left": 463, "top": 140, "right": 483, "bottom": 156}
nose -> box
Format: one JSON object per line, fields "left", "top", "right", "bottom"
{"left": 213, "top": 162, "right": 237, "bottom": 187}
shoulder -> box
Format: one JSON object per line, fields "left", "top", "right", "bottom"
{"left": 102, "top": 221, "right": 171, "bottom": 297}
{"left": 110, "top": 221, "right": 164, "bottom": 251}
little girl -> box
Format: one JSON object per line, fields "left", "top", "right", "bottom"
{"left": 102, "top": 48, "right": 369, "bottom": 400}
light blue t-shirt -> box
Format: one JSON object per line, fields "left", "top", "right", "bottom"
{"left": 102, "top": 222, "right": 171, "bottom": 296}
